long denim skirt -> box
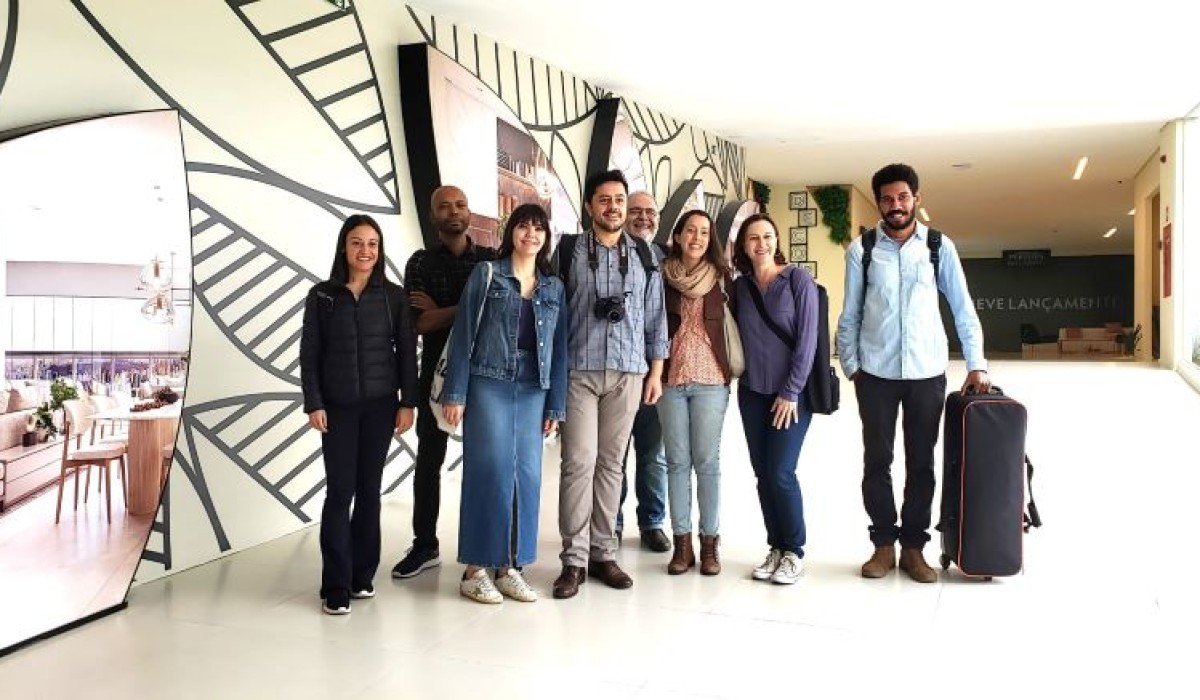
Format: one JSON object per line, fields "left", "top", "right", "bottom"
{"left": 457, "top": 351, "right": 547, "bottom": 568}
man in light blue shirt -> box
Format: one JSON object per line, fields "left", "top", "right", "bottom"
{"left": 836, "top": 163, "right": 990, "bottom": 583}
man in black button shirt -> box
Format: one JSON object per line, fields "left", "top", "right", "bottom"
{"left": 392, "top": 185, "right": 496, "bottom": 579}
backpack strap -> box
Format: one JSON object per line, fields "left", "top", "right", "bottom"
{"left": 554, "top": 233, "right": 580, "bottom": 288}
{"left": 927, "top": 228, "right": 943, "bottom": 279}
{"left": 860, "top": 229, "right": 877, "bottom": 308}
{"left": 629, "top": 235, "right": 658, "bottom": 274}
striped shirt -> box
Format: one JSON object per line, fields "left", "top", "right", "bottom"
{"left": 556, "top": 231, "right": 668, "bottom": 374}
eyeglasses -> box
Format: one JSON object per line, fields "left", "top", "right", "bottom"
{"left": 628, "top": 207, "right": 658, "bottom": 217}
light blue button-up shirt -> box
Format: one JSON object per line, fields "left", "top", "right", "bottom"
{"left": 836, "top": 222, "right": 987, "bottom": 380}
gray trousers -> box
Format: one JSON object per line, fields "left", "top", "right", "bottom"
{"left": 558, "top": 370, "right": 644, "bottom": 567}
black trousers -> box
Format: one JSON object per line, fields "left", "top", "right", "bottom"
{"left": 319, "top": 396, "right": 397, "bottom": 597}
{"left": 410, "top": 403, "right": 449, "bottom": 551}
{"left": 854, "top": 372, "right": 946, "bottom": 550}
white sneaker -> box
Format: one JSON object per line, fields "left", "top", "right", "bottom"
{"left": 459, "top": 569, "right": 503, "bottom": 604}
{"left": 770, "top": 551, "right": 803, "bottom": 585}
{"left": 752, "top": 548, "right": 782, "bottom": 580}
{"left": 493, "top": 568, "right": 538, "bottom": 602}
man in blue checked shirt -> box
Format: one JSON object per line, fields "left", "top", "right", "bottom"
{"left": 550, "top": 170, "right": 669, "bottom": 599}
{"left": 836, "top": 163, "right": 990, "bottom": 584}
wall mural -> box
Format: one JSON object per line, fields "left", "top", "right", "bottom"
{"left": 0, "top": 0, "right": 744, "bottom": 645}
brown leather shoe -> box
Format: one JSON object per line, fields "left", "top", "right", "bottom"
{"left": 699, "top": 534, "right": 721, "bottom": 576}
{"left": 667, "top": 534, "right": 695, "bottom": 575}
{"left": 552, "top": 565, "right": 586, "bottom": 599}
{"left": 861, "top": 545, "right": 896, "bottom": 578}
{"left": 899, "top": 548, "right": 938, "bottom": 583}
{"left": 587, "top": 559, "right": 633, "bottom": 589}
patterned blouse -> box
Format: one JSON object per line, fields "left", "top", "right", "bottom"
{"left": 666, "top": 295, "right": 725, "bottom": 386}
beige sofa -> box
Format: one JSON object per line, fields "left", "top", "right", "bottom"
{"left": 0, "top": 384, "right": 58, "bottom": 512}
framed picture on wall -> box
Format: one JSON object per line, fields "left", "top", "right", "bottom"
{"left": 790, "top": 243, "right": 808, "bottom": 261}
{"left": 799, "top": 261, "right": 818, "bottom": 279}
{"left": 798, "top": 208, "right": 818, "bottom": 227}
{"left": 788, "top": 191, "right": 808, "bottom": 210}
{"left": 789, "top": 226, "right": 808, "bottom": 244}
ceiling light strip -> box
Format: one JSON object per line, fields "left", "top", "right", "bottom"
{"left": 1073, "top": 157, "right": 1089, "bottom": 180}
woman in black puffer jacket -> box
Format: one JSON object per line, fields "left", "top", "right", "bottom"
{"left": 300, "top": 213, "right": 418, "bottom": 615}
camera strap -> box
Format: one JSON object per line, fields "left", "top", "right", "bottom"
{"left": 587, "top": 232, "right": 630, "bottom": 300}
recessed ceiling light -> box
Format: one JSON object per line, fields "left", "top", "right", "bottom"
{"left": 1073, "top": 157, "right": 1089, "bottom": 180}
{"left": 1128, "top": 208, "right": 1135, "bottom": 215}
{"left": 1103, "top": 227, "right": 1117, "bottom": 238}
{"left": 919, "top": 207, "right": 931, "bottom": 222}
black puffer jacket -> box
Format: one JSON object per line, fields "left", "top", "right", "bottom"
{"left": 300, "top": 279, "right": 418, "bottom": 413}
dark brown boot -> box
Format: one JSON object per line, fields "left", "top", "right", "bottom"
{"left": 861, "top": 545, "right": 896, "bottom": 578}
{"left": 899, "top": 547, "right": 938, "bottom": 583}
{"left": 699, "top": 534, "right": 721, "bottom": 575}
{"left": 667, "top": 534, "right": 695, "bottom": 575}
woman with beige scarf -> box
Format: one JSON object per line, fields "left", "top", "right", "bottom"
{"left": 657, "top": 209, "right": 737, "bottom": 576}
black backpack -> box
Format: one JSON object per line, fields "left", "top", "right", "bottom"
{"left": 739, "top": 268, "right": 840, "bottom": 415}
{"left": 554, "top": 232, "right": 658, "bottom": 289}
{"left": 860, "top": 227, "right": 943, "bottom": 298}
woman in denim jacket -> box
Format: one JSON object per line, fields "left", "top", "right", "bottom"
{"left": 440, "top": 203, "right": 568, "bottom": 604}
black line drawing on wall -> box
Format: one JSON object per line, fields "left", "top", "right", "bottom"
{"left": 70, "top": 0, "right": 398, "bottom": 217}
{"left": 0, "top": 0, "right": 17, "bottom": 103}
{"left": 142, "top": 476, "right": 173, "bottom": 570}
{"left": 189, "top": 194, "right": 321, "bottom": 386}
{"left": 226, "top": 0, "right": 400, "bottom": 209}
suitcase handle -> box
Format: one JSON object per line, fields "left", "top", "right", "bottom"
{"left": 1023, "top": 456, "right": 1043, "bottom": 532}
{"left": 964, "top": 384, "right": 1003, "bottom": 396}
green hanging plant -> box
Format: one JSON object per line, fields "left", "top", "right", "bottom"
{"left": 812, "top": 186, "right": 851, "bottom": 245}
{"left": 751, "top": 179, "right": 771, "bottom": 209}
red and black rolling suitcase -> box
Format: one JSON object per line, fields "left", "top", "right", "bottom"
{"left": 937, "top": 387, "right": 1041, "bottom": 580}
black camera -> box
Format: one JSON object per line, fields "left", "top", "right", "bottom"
{"left": 593, "top": 296, "right": 626, "bottom": 323}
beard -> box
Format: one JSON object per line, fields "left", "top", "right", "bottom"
{"left": 593, "top": 210, "right": 625, "bottom": 234}
{"left": 882, "top": 208, "right": 915, "bottom": 233}
{"left": 436, "top": 218, "right": 468, "bottom": 236}
{"left": 628, "top": 222, "right": 655, "bottom": 239}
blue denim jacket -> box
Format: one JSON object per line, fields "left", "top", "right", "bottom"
{"left": 441, "top": 258, "right": 569, "bottom": 421}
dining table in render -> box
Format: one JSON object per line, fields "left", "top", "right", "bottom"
{"left": 91, "top": 404, "right": 181, "bottom": 515}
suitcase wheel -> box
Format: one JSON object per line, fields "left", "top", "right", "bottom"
{"left": 939, "top": 554, "right": 950, "bottom": 571}
{"left": 983, "top": 576, "right": 993, "bottom": 582}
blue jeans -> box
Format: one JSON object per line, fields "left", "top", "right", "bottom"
{"left": 617, "top": 402, "right": 667, "bottom": 532}
{"left": 657, "top": 383, "right": 729, "bottom": 536}
{"left": 457, "top": 352, "right": 545, "bottom": 568}
{"left": 737, "top": 386, "right": 812, "bottom": 556}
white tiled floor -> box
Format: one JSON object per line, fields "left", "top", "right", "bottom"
{"left": 1, "top": 361, "right": 1198, "bottom": 698}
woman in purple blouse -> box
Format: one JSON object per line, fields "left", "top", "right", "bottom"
{"left": 731, "top": 213, "right": 819, "bottom": 585}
